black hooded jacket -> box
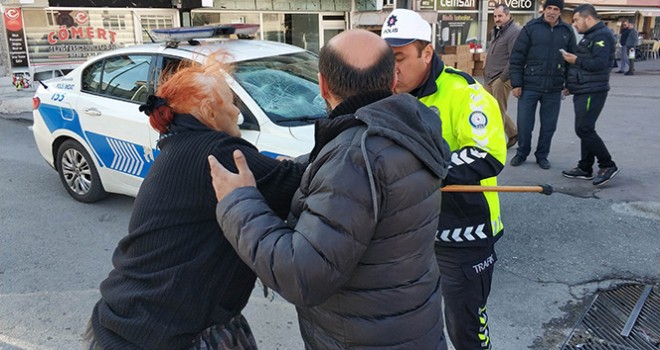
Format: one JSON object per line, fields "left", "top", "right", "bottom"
{"left": 566, "top": 21, "right": 615, "bottom": 94}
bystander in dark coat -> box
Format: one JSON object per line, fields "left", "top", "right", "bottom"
{"left": 509, "top": 0, "right": 577, "bottom": 169}
{"left": 561, "top": 4, "right": 619, "bottom": 186}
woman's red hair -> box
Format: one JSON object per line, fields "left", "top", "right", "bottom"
{"left": 149, "top": 51, "right": 234, "bottom": 133}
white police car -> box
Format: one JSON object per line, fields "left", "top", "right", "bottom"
{"left": 32, "top": 25, "right": 324, "bottom": 203}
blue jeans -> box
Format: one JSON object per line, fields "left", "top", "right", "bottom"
{"left": 620, "top": 45, "right": 630, "bottom": 72}
{"left": 516, "top": 89, "right": 562, "bottom": 160}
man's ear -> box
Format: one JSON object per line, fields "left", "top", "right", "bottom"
{"left": 422, "top": 44, "right": 434, "bottom": 65}
{"left": 318, "top": 72, "right": 330, "bottom": 100}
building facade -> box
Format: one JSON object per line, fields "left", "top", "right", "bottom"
{"left": 2, "top": 0, "right": 659, "bottom": 82}
{"left": 1, "top": 0, "right": 178, "bottom": 84}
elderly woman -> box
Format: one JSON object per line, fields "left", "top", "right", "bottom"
{"left": 84, "top": 53, "right": 305, "bottom": 350}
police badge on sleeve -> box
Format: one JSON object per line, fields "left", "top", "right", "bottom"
{"left": 469, "top": 111, "right": 488, "bottom": 129}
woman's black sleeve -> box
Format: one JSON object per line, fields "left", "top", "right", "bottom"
{"left": 210, "top": 138, "right": 306, "bottom": 218}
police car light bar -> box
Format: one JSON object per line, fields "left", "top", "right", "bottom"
{"left": 151, "top": 24, "right": 260, "bottom": 44}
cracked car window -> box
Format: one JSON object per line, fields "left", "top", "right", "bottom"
{"left": 235, "top": 52, "right": 326, "bottom": 125}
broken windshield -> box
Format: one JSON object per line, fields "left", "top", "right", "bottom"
{"left": 234, "top": 51, "right": 326, "bottom": 126}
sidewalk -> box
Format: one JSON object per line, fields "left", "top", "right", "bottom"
{"left": 0, "top": 76, "right": 36, "bottom": 116}
{"left": 1, "top": 58, "right": 659, "bottom": 118}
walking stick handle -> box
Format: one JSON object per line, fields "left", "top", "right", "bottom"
{"left": 442, "top": 184, "right": 553, "bottom": 195}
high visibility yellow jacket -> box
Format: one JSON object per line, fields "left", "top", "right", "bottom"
{"left": 413, "top": 56, "right": 507, "bottom": 247}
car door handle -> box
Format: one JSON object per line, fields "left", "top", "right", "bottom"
{"left": 84, "top": 108, "right": 102, "bottom": 116}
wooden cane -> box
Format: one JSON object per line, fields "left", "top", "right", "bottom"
{"left": 442, "top": 184, "right": 553, "bottom": 195}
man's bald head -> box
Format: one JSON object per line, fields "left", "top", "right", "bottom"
{"left": 327, "top": 29, "right": 391, "bottom": 70}
{"left": 319, "top": 29, "right": 395, "bottom": 102}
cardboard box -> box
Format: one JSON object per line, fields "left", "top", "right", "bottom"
{"left": 472, "top": 68, "right": 484, "bottom": 77}
{"left": 473, "top": 53, "right": 487, "bottom": 62}
{"left": 456, "top": 62, "right": 471, "bottom": 72}
{"left": 443, "top": 45, "right": 458, "bottom": 54}
{"left": 457, "top": 53, "right": 472, "bottom": 64}
{"left": 457, "top": 45, "right": 471, "bottom": 55}
{"left": 440, "top": 54, "right": 457, "bottom": 66}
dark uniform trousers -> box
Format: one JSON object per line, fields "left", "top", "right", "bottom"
{"left": 435, "top": 244, "right": 496, "bottom": 350}
{"left": 573, "top": 91, "right": 615, "bottom": 171}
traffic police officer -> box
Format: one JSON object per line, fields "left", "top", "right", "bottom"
{"left": 382, "top": 9, "right": 507, "bottom": 350}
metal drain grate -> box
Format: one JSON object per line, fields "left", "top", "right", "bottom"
{"left": 562, "top": 284, "right": 660, "bottom": 350}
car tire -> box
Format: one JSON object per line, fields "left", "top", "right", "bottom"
{"left": 56, "top": 139, "right": 108, "bottom": 203}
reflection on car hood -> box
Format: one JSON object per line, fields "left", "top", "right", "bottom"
{"left": 288, "top": 124, "right": 315, "bottom": 143}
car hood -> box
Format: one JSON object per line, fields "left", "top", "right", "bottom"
{"left": 288, "top": 124, "right": 315, "bottom": 143}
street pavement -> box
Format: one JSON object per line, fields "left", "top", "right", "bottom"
{"left": 1, "top": 59, "right": 659, "bottom": 349}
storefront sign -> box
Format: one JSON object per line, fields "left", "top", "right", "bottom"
{"left": 4, "top": 8, "right": 29, "bottom": 68}
{"left": 487, "top": 0, "right": 534, "bottom": 11}
{"left": 438, "top": 13, "right": 479, "bottom": 46}
{"left": 419, "top": 0, "right": 435, "bottom": 10}
{"left": 23, "top": 9, "right": 129, "bottom": 65}
{"left": 436, "top": 0, "right": 478, "bottom": 11}
{"left": 46, "top": 26, "right": 118, "bottom": 44}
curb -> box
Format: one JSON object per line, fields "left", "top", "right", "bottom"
{"left": 0, "top": 96, "right": 32, "bottom": 115}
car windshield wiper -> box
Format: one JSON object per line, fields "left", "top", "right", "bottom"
{"left": 275, "top": 115, "right": 327, "bottom": 124}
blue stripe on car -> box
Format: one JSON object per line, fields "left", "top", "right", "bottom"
{"left": 86, "top": 132, "right": 156, "bottom": 178}
{"left": 38, "top": 103, "right": 158, "bottom": 178}
{"left": 260, "top": 151, "right": 283, "bottom": 158}
{"left": 39, "top": 103, "right": 84, "bottom": 137}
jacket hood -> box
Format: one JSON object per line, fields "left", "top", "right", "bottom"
{"left": 354, "top": 93, "right": 450, "bottom": 179}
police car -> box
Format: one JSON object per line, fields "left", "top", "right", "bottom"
{"left": 32, "top": 25, "right": 324, "bottom": 203}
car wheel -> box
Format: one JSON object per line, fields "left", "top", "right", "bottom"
{"left": 56, "top": 140, "right": 108, "bottom": 203}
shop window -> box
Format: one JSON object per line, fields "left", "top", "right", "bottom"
{"left": 140, "top": 15, "right": 175, "bottom": 43}
{"left": 191, "top": 12, "right": 261, "bottom": 39}
{"left": 262, "top": 13, "right": 320, "bottom": 53}
{"left": 102, "top": 12, "right": 128, "bottom": 31}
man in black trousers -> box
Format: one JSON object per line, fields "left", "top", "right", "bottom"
{"left": 561, "top": 3, "right": 619, "bottom": 186}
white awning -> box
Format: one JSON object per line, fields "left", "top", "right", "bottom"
{"left": 591, "top": 6, "right": 660, "bottom": 16}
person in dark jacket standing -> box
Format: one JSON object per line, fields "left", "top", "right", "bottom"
{"left": 208, "top": 29, "right": 451, "bottom": 349}
{"left": 509, "top": 0, "right": 577, "bottom": 169}
{"left": 484, "top": 4, "right": 522, "bottom": 149}
{"left": 560, "top": 4, "right": 619, "bottom": 186}
{"left": 84, "top": 53, "right": 305, "bottom": 350}
{"left": 617, "top": 19, "right": 638, "bottom": 75}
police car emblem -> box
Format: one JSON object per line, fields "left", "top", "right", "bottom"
{"left": 469, "top": 111, "right": 488, "bottom": 129}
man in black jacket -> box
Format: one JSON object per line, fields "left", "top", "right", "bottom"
{"left": 561, "top": 4, "right": 619, "bottom": 186}
{"left": 617, "top": 19, "right": 638, "bottom": 75}
{"left": 509, "top": 0, "right": 576, "bottom": 170}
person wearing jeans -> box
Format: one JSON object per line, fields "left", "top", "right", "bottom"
{"left": 509, "top": 0, "right": 576, "bottom": 169}
{"left": 617, "top": 19, "right": 638, "bottom": 75}
{"left": 515, "top": 89, "right": 561, "bottom": 163}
